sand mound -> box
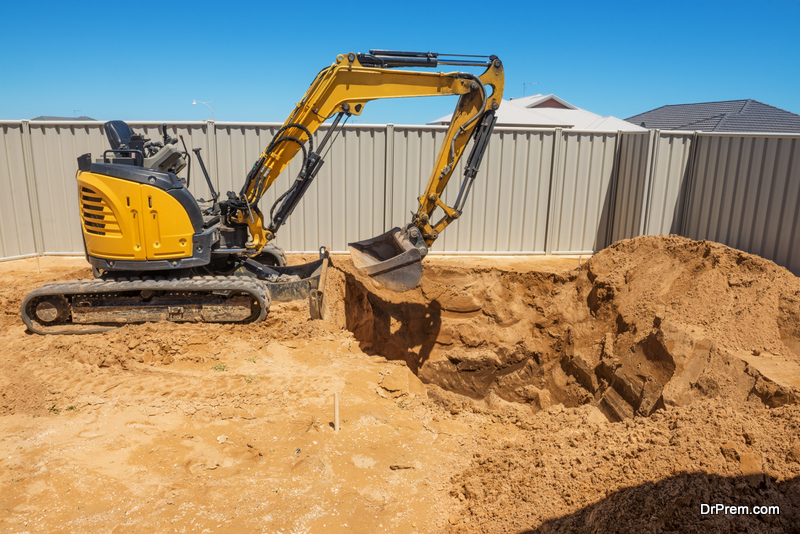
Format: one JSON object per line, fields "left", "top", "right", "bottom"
{"left": 329, "top": 235, "right": 800, "bottom": 421}
{"left": 448, "top": 399, "right": 800, "bottom": 533}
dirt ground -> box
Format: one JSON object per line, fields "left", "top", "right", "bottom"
{"left": 1, "top": 236, "right": 799, "bottom": 533}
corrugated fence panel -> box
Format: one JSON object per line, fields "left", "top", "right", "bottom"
{"left": 644, "top": 132, "right": 695, "bottom": 235}
{"left": 683, "top": 134, "right": 800, "bottom": 275}
{"left": 549, "top": 132, "right": 619, "bottom": 253}
{"left": 324, "top": 126, "right": 387, "bottom": 251}
{"left": 28, "top": 123, "right": 108, "bottom": 254}
{"left": 611, "top": 131, "right": 650, "bottom": 242}
{"left": 514, "top": 131, "right": 555, "bottom": 253}
{"left": 387, "top": 127, "right": 553, "bottom": 253}
{"left": 0, "top": 123, "right": 37, "bottom": 257}
{"left": 468, "top": 129, "right": 553, "bottom": 252}
{"left": 386, "top": 126, "right": 447, "bottom": 246}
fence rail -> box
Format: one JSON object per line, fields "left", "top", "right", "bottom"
{"left": 1, "top": 121, "right": 798, "bottom": 275}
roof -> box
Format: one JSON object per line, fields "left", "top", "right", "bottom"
{"left": 430, "top": 94, "right": 646, "bottom": 131}
{"left": 31, "top": 116, "right": 96, "bottom": 121}
{"left": 625, "top": 100, "right": 800, "bottom": 133}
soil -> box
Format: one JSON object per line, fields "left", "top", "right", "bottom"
{"left": 1, "top": 235, "right": 799, "bottom": 533}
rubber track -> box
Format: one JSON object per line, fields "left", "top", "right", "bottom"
{"left": 21, "top": 275, "right": 270, "bottom": 335}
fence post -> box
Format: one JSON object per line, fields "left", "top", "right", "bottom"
{"left": 677, "top": 131, "right": 701, "bottom": 236}
{"left": 603, "top": 130, "right": 624, "bottom": 249}
{"left": 384, "top": 124, "right": 395, "bottom": 230}
{"left": 544, "top": 128, "right": 564, "bottom": 254}
{"left": 638, "top": 129, "right": 660, "bottom": 236}
{"left": 20, "top": 120, "right": 44, "bottom": 256}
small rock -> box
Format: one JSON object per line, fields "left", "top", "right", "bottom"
{"left": 128, "top": 339, "right": 140, "bottom": 350}
{"left": 739, "top": 452, "right": 762, "bottom": 476}
{"left": 787, "top": 445, "right": 800, "bottom": 464}
{"left": 217, "top": 435, "right": 228, "bottom": 444}
{"left": 449, "top": 516, "right": 459, "bottom": 525}
{"left": 720, "top": 442, "right": 738, "bottom": 462}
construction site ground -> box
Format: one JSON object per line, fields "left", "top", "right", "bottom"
{"left": 1, "top": 235, "right": 799, "bottom": 533}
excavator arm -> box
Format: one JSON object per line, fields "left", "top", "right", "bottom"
{"left": 228, "top": 50, "right": 504, "bottom": 290}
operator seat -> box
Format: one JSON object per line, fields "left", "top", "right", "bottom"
{"left": 104, "top": 120, "right": 135, "bottom": 150}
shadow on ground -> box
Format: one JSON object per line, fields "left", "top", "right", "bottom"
{"left": 519, "top": 472, "right": 800, "bottom": 534}
{"left": 344, "top": 271, "right": 441, "bottom": 374}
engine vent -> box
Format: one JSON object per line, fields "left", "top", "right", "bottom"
{"left": 80, "top": 186, "right": 121, "bottom": 237}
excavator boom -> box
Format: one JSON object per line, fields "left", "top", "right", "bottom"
{"left": 232, "top": 51, "right": 504, "bottom": 290}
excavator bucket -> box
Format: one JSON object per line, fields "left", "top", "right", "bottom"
{"left": 348, "top": 228, "right": 423, "bottom": 292}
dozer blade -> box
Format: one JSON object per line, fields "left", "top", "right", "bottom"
{"left": 241, "top": 248, "right": 330, "bottom": 314}
{"left": 348, "top": 227, "right": 423, "bottom": 292}
{"left": 308, "top": 249, "right": 329, "bottom": 321}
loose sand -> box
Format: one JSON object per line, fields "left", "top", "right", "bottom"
{"left": 1, "top": 235, "right": 798, "bottom": 533}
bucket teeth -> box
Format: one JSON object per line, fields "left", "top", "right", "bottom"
{"left": 349, "top": 227, "right": 424, "bottom": 292}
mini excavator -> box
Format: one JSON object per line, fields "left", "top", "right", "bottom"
{"left": 21, "top": 50, "right": 504, "bottom": 334}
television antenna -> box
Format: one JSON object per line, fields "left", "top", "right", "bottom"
{"left": 523, "top": 82, "right": 539, "bottom": 97}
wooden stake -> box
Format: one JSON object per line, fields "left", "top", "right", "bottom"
{"left": 334, "top": 392, "right": 340, "bottom": 431}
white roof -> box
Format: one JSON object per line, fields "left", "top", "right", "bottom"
{"left": 430, "top": 93, "right": 646, "bottom": 131}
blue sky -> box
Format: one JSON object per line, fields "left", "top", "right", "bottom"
{"left": 2, "top": 0, "right": 799, "bottom": 124}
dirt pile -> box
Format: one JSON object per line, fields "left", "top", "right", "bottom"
{"left": 329, "top": 235, "right": 800, "bottom": 421}
{"left": 447, "top": 398, "right": 800, "bottom": 533}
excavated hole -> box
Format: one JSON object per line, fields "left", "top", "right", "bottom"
{"left": 329, "top": 236, "right": 800, "bottom": 421}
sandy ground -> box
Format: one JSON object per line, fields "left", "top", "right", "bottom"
{"left": 1, "top": 238, "right": 799, "bottom": 533}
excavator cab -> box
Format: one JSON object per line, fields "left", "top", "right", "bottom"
{"left": 98, "top": 120, "right": 188, "bottom": 174}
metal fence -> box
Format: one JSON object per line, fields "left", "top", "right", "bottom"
{"left": 1, "top": 120, "right": 798, "bottom": 275}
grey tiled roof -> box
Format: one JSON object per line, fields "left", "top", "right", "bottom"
{"left": 32, "top": 116, "right": 96, "bottom": 121}
{"left": 625, "top": 100, "right": 800, "bottom": 133}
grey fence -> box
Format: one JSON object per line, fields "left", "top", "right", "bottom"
{"left": 0, "top": 121, "right": 798, "bottom": 275}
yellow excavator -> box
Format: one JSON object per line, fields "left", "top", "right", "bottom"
{"left": 21, "top": 50, "right": 504, "bottom": 334}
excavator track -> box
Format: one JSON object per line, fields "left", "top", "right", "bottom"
{"left": 21, "top": 275, "right": 270, "bottom": 335}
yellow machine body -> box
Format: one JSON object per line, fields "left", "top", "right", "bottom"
{"left": 77, "top": 171, "right": 195, "bottom": 261}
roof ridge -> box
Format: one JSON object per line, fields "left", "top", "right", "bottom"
{"left": 680, "top": 113, "right": 727, "bottom": 130}
{"left": 673, "top": 99, "right": 748, "bottom": 107}
{"left": 712, "top": 113, "right": 732, "bottom": 132}
{"left": 738, "top": 100, "right": 754, "bottom": 114}
{"left": 714, "top": 113, "right": 745, "bottom": 132}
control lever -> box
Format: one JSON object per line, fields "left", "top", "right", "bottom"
{"left": 179, "top": 135, "right": 191, "bottom": 189}
{"left": 192, "top": 147, "right": 219, "bottom": 201}
{"left": 161, "top": 123, "right": 177, "bottom": 145}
